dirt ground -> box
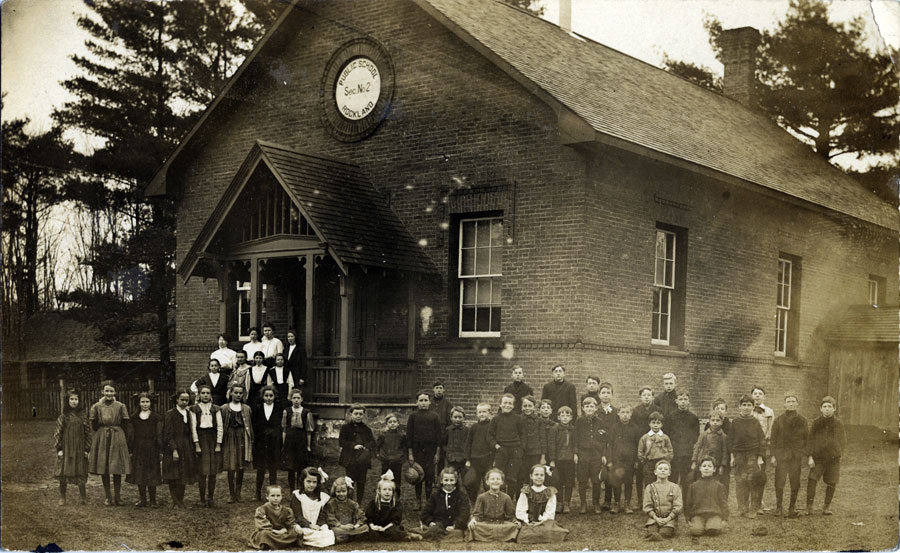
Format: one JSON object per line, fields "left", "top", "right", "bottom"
{"left": 2, "top": 420, "right": 898, "bottom": 551}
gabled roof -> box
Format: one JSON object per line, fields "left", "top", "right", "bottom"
{"left": 147, "top": 0, "right": 898, "bottom": 232}
{"left": 179, "top": 141, "right": 437, "bottom": 280}
{"left": 825, "top": 305, "right": 899, "bottom": 343}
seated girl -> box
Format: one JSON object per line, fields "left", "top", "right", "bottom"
{"left": 421, "top": 467, "right": 470, "bottom": 541}
{"left": 466, "top": 468, "right": 520, "bottom": 543}
{"left": 289, "top": 467, "right": 335, "bottom": 548}
{"left": 323, "top": 476, "right": 368, "bottom": 542}
{"left": 248, "top": 485, "right": 299, "bottom": 550}
{"left": 515, "top": 464, "right": 569, "bottom": 544}
{"left": 364, "top": 471, "right": 422, "bottom": 542}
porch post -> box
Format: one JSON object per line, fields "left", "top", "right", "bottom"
{"left": 249, "top": 257, "right": 259, "bottom": 328}
{"left": 407, "top": 278, "right": 416, "bottom": 360}
{"left": 216, "top": 262, "right": 228, "bottom": 333}
{"left": 304, "top": 253, "right": 315, "bottom": 355}
{"left": 338, "top": 272, "right": 354, "bottom": 403}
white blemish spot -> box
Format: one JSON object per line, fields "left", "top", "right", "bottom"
{"left": 501, "top": 342, "right": 515, "bottom": 360}
{"left": 405, "top": 185, "right": 415, "bottom": 190}
{"left": 506, "top": 237, "right": 513, "bottom": 244}
{"left": 355, "top": 245, "right": 363, "bottom": 251}
{"left": 425, "top": 206, "right": 433, "bottom": 213}
{"left": 439, "top": 222, "right": 449, "bottom": 231}
{"left": 426, "top": 357, "right": 433, "bottom": 367}
{"left": 480, "top": 348, "right": 488, "bottom": 355}
{"left": 418, "top": 238, "right": 428, "bottom": 247}
{"left": 420, "top": 306, "right": 433, "bottom": 333}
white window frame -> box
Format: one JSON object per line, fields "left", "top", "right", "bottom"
{"left": 867, "top": 278, "right": 879, "bottom": 307}
{"left": 237, "top": 280, "right": 266, "bottom": 341}
{"left": 458, "top": 216, "right": 502, "bottom": 338}
{"left": 775, "top": 258, "right": 792, "bottom": 357}
{"left": 651, "top": 229, "right": 676, "bottom": 345}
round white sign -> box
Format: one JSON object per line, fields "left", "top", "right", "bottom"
{"left": 335, "top": 57, "right": 381, "bottom": 121}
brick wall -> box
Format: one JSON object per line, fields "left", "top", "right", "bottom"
{"left": 170, "top": 0, "right": 897, "bottom": 423}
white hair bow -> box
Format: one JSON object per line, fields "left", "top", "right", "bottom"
{"left": 381, "top": 469, "right": 395, "bottom": 482}
{"left": 344, "top": 476, "right": 355, "bottom": 489}
{"left": 317, "top": 467, "right": 329, "bottom": 481}
{"left": 544, "top": 465, "right": 553, "bottom": 477}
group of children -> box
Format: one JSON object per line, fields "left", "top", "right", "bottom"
{"left": 53, "top": 375, "right": 316, "bottom": 508}
{"left": 250, "top": 462, "right": 572, "bottom": 548}
{"left": 52, "top": 354, "right": 848, "bottom": 546}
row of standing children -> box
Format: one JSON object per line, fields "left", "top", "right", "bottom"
{"left": 53, "top": 376, "right": 316, "bottom": 508}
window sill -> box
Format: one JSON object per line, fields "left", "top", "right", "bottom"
{"left": 773, "top": 357, "right": 799, "bottom": 367}
{"left": 649, "top": 347, "right": 689, "bottom": 358}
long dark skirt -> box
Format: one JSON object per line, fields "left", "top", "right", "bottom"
{"left": 253, "top": 425, "right": 282, "bottom": 471}
{"left": 196, "top": 427, "right": 223, "bottom": 475}
{"left": 282, "top": 427, "right": 310, "bottom": 471}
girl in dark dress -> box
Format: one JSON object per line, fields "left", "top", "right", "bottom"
{"left": 88, "top": 382, "right": 131, "bottom": 506}
{"left": 222, "top": 383, "right": 254, "bottom": 503}
{"left": 247, "top": 351, "right": 272, "bottom": 410}
{"left": 253, "top": 385, "right": 284, "bottom": 500}
{"left": 270, "top": 353, "right": 295, "bottom": 411}
{"left": 162, "top": 390, "right": 199, "bottom": 508}
{"left": 282, "top": 387, "right": 315, "bottom": 492}
{"left": 190, "top": 384, "right": 223, "bottom": 507}
{"left": 127, "top": 392, "right": 163, "bottom": 507}
{"left": 192, "top": 358, "right": 230, "bottom": 406}
{"left": 54, "top": 389, "right": 91, "bottom": 505}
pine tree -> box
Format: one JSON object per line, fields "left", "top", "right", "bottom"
{"left": 52, "top": 0, "right": 278, "bottom": 366}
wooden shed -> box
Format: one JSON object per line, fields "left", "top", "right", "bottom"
{"left": 825, "top": 305, "right": 898, "bottom": 428}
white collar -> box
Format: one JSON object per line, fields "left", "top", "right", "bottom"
{"left": 531, "top": 485, "right": 546, "bottom": 492}
{"left": 648, "top": 429, "right": 662, "bottom": 436}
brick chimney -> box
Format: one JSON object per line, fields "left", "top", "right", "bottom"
{"left": 559, "top": 0, "right": 572, "bottom": 33}
{"left": 718, "top": 27, "right": 760, "bottom": 108}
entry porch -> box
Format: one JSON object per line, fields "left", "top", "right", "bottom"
{"left": 180, "top": 141, "right": 437, "bottom": 404}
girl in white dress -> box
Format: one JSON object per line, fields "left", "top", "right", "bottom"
{"left": 289, "top": 467, "right": 335, "bottom": 548}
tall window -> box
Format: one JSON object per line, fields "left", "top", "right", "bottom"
{"left": 652, "top": 229, "right": 676, "bottom": 345}
{"left": 775, "top": 258, "right": 792, "bottom": 356}
{"left": 458, "top": 217, "right": 502, "bottom": 337}
{"left": 867, "top": 274, "right": 885, "bottom": 307}
{"left": 237, "top": 281, "right": 266, "bottom": 340}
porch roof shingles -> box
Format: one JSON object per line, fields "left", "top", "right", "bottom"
{"left": 416, "top": 0, "right": 898, "bottom": 231}
{"left": 259, "top": 142, "right": 437, "bottom": 274}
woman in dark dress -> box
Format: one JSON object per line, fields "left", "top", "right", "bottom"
{"left": 127, "top": 392, "right": 163, "bottom": 507}
{"left": 252, "top": 385, "right": 283, "bottom": 501}
{"left": 162, "top": 390, "right": 198, "bottom": 508}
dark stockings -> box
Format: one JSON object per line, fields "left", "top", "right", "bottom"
{"left": 101, "top": 474, "right": 123, "bottom": 504}
{"left": 198, "top": 475, "right": 217, "bottom": 503}
{"left": 169, "top": 480, "right": 186, "bottom": 507}
{"left": 255, "top": 469, "right": 277, "bottom": 498}
{"left": 228, "top": 470, "right": 245, "bottom": 501}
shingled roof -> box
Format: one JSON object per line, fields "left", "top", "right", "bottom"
{"left": 825, "top": 305, "right": 899, "bottom": 343}
{"left": 415, "top": 0, "right": 897, "bottom": 231}
{"left": 178, "top": 141, "right": 437, "bottom": 280}
{"left": 5, "top": 312, "right": 170, "bottom": 363}
{"left": 148, "top": 0, "right": 897, "bottom": 232}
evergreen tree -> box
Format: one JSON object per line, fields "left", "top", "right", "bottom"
{"left": 755, "top": 0, "right": 898, "bottom": 163}
{"left": 661, "top": 55, "right": 722, "bottom": 92}
{"left": 684, "top": 1, "right": 899, "bottom": 165}
{"left": 1, "top": 113, "right": 73, "bottom": 339}
{"left": 52, "top": 0, "right": 278, "bottom": 365}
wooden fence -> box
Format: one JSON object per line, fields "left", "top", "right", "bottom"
{"left": 2, "top": 378, "right": 175, "bottom": 420}
{"left": 309, "top": 356, "right": 416, "bottom": 404}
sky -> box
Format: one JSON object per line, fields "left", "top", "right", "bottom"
{"left": 2, "top": 0, "right": 899, "bottom": 137}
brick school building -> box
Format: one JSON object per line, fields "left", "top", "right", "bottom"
{"left": 146, "top": 0, "right": 898, "bottom": 423}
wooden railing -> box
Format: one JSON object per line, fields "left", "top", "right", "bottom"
{"left": 309, "top": 356, "right": 416, "bottom": 404}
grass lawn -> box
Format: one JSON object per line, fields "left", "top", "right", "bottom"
{"left": 2, "top": 420, "right": 897, "bottom": 551}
